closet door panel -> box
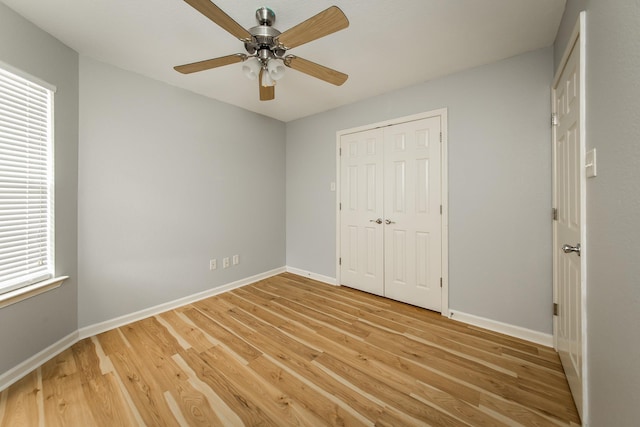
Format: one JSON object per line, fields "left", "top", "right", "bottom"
{"left": 339, "top": 129, "right": 384, "bottom": 295}
{"left": 383, "top": 117, "right": 442, "bottom": 311}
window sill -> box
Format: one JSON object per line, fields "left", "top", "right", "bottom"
{"left": 0, "top": 276, "right": 69, "bottom": 309}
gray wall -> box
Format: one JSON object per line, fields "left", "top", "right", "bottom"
{"left": 0, "top": 3, "right": 78, "bottom": 373}
{"left": 78, "top": 57, "right": 285, "bottom": 327}
{"left": 287, "top": 47, "right": 554, "bottom": 334}
{"left": 555, "top": 2, "right": 640, "bottom": 425}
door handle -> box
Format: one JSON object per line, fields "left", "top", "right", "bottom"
{"left": 369, "top": 218, "right": 382, "bottom": 224}
{"left": 562, "top": 243, "right": 581, "bottom": 256}
{"left": 384, "top": 219, "right": 396, "bottom": 225}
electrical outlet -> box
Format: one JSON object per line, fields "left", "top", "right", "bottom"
{"left": 209, "top": 259, "right": 217, "bottom": 270}
{"left": 232, "top": 254, "right": 239, "bottom": 265}
{"left": 223, "top": 257, "right": 230, "bottom": 268}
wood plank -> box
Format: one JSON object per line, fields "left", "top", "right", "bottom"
{"left": 71, "top": 338, "right": 139, "bottom": 426}
{"left": 42, "top": 372, "right": 97, "bottom": 427}
{"left": 271, "top": 296, "right": 371, "bottom": 339}
{"left": 269, "top": 313, "right": 507, "bottom": 427}
{"left": 41, "top": 347, "right": 78, "bottom": 381}
{"left": 316, "top": 325, "right": 483, "bottom": 407}
{"left": 1, "top": 274, "right": 580, "bottom": 426}
{"left": 478, "top": 393, "right": 570, "bottom": 427}
{"left": 225, "top": 305, "right": 321, "bottom": 362}
{"left": 105, "top": 336, "right": 179, "bottom": 426}
{"left": 156, "top": 310, "right": 214, "bottom": 353}
{"left": 118, "top": 319, "right": 225, "bottom": 426}
{"left": 95, "top": 328, "right": 129, "bottom": 356}
{"left": 314, "top": 352, "right": 465, "bottom": 426}
{"left": 183, "top": 305, "right": 262, "bottom": 362}
{"left": 0, "top": 371, "right": 40, "bottom": 427}
{"left": 178, "top": 347, "right": 279, "bottom": 426}
{"left": 219, "top": 291, "right": 289, "bottom": 329}
{"left": 248, "top": 355, "right": 369, "bottom": 427}
{"left": 405, "top": 326, "right": 566, "bottom": 382}
{"left": 202, "top": 301, "right": 413, "bottom": 425}
{"left": 37, "top": 346, "right": 100, "bottom": 427}
{"left": 170, "top": 354, "right": 239, "bottom": 426}
{"left": 195, "top": 345, "right": 323, "bottom": 426}
{"left": 265, "top": 281, "right": 409, "bottom": 334}
{"left": 237, "top": 286, "right": 340, "bottom": 333}
{"left": 0, "top": 387, "right": 7, "bottom": 425}
{"left": 366, "top": 330, "right": 579, "bottom": 422}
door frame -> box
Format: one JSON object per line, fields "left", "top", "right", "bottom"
{"left": 552, "top": 11, "right": 587, "bottom": 422}
{"left": 335, "top": 108, "right": 449, "bottom": 316}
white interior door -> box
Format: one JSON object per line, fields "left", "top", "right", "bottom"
{"left": 383, "top": 118, "right": 442, "bottom": 311}
{"left": 553, "top": 23, "right": 584, "bottom": 419}
{"left": 339, "top": 128, "right": 385, "bottom": 295}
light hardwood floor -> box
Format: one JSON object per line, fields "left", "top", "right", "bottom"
{"left": 0, "top": 273, "right": 581, "bottom": 426}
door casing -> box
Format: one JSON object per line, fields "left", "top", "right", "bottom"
{"left": 335, "top": 109, "right": 449, "bottom": 316}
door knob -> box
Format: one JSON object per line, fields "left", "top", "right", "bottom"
{"left": 562, "top": 243, "right": 581, "bottom": 256}
{"left": 384, "top": 219, "right": 396, "bottom": 225}
{"left": 369, "top": 218, "right": 382, "bottom": 224}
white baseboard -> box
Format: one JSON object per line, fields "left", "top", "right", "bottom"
{"left": 78, "top": 267, "right": 286, "bottom": 339}
{"left": 285, "top": 266, "right": 337, "bottom": 286}
{"left": 448, "top": 310, "right": 553, "bottom": 347}
{"left": 0, "top": 330, "right": 79, "bottom": 392}
{"left": 0, "top": 267, "right": 286, "bottom": 392}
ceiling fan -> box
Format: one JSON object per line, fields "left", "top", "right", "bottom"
{"left": 174, "top": 0, "right": 350, "bottom": 101}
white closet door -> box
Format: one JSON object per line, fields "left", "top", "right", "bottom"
{"left": 339, "top": 128, "right": 385, "bottom": 295}
{"left": 383, "top": 117, "right": 442, "bottom": 311}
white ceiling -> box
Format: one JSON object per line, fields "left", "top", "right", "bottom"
{"left": 1, "top": 0, "right": 566, "bottom": 122}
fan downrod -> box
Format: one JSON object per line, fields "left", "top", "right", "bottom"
{"left": 255, "top": 7, "right": 276, "bottom": 26}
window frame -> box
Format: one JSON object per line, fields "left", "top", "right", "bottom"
{"left": 0, "top": 60, "right": 57, "bottom": 298}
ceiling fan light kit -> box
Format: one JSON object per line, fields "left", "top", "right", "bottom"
{"left": 175, "top": 1, "right": 349, "bottom": 101}
{"left": 242, "top": 57, "right": 262, "bottom": 80}
{"left": 261, "top": 69, "right": 275, "bottom": 87}
{"left": 266, "top": 59, "right": 286, "bottom": 81}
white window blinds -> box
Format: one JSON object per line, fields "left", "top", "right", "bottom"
{"left": 0, "top": 65, "right": 54, "bottom": 294}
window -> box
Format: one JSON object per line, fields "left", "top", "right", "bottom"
{"left": 0, "top": 64, "right": 55, "bottom": 295}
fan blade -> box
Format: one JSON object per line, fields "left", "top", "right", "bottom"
{"left": 285, "top": 56, "right": 348, "bottom": 86}
{"left": 184, "top": 0, "right": 251, "bottom": 41}
{"left": 277, "top": 6, "right": 349, "bottom": 49}
{"left": 174, "top": 54, "right": 246, "bottom": 74}
{"left": 259, "top": 69, "right": 275, "bottom": 101}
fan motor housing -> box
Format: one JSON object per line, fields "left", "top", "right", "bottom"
{"left": 248, "top": 25, "right": 281, "bottom": 47}
{"left": 244, "top": 7, "right": 283, "bottom": 57}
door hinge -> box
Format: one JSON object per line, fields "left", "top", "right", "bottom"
{"left": 339, "top": 257, "right": 342, "bottom": 266}
{"left": 552, "top": 208, "right": 558, "bottom": 221}
{"left": 339, "top": 147, "right": 342, "bottom": 156}
{"left": 339, "top": 202, "right": 342, "bottom": 210}
{"left": 439, "top": 132, "right": 442, "bottom": 143}
{"left": 551, "top": 113, "right": 558, "bottom": 127}
{"left": 553, "top": 303, "right": 559, "bottom": 316}
{"left": 440, "top": 205, "right": 443, "bottom": 215}
{"left": 440, "top": 278, "right": 443, "bottom": 288}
